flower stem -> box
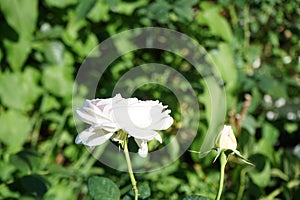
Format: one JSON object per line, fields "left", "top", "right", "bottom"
{"left": 237, "top": 168, "right": 247, "bottom": 200}
{"left": 123, "top": 139, "right": 138, "bottom": 200}
{"left": 215, "top": 151, "right": 227, "bottom": 200}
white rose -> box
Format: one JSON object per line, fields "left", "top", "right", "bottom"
{"left": 75, "top": 94, "right": 123, "bottom": 146}
{"left": 212, "top": 125, "right": 253, "bottom": 165}
{"left": 216, "top": 125, "right": 237, "bottom": 151}
{"left": 75, "top": 94, "right": 174, "bottom": 157}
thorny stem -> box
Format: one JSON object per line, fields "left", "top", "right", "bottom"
{"left": 215, "top": 151, "right": 227, "bottom": 200}
{"left": 236, "top": 94, "right": 251, "bottom": 135}
{"left": 123, "top": 139, "right": 138, "bottom": 200}
{"left": 229, "top": 93, "right": 251, "bottom": 137}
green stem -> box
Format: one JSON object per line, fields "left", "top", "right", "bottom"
{"left": 42, "top": 109, "right": 69, "bottom": 168}
{"left": 215, "top": 151, "right": 227, "bottom": 200}
{"left": 243, "top": 6, "right": 250, "bottom": 50}
{"left": 260, "top": 179, "right": 300, "bottom": 200}
{"left": 237, "top": 168, "right": 247, "bottom": 200}
{"left": 123, "top": 139, "right": 138, "bottom": 200}
{"left": 31, "top": 112, "right": 42, "bottom": 147}
{"left": 229, "top": 5, "right": 238, "bottom": 28}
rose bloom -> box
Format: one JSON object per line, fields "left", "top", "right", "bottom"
{"left": 215, "top": 125, "right": 237, "bottom": 151}
{"left": 75, "top": 94, "right": 174, "bottom": 157}
{"left": 213, "top": 125, "right": 253, "bottom": 165}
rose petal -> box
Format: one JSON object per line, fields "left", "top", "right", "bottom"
{"left": 149, "top": 115, "right": 174, "bottom": 130}
{"left": 75, "top": 128, "right": 113, "bottom": 146}
{"left": 128, "top": 106, "right": 152, "bottom": 128}
{"left": 75, "top": 128, "right": 94, "bottom": 144}
{"left": 76, "top": 107, "right": 111, "bottom": 125}
{"left": 92, "top": 123, "right": 119, "bottom": 133}
{"left": 76, "top": 108, "right": 98, "bottom": 125}
{"left": 135, "top": 139, "right": 148, "bottom": 158}
{"left": 154, "top": 133, "right": 162, "bottom": 143}
{"left": 82, "top": 106, "right": 112, "bottom": 121}
{"left": 219, "top": 125, "right": 237, "bottom": 150}
{"left": 215, "top": 125, "right": 237, "bottom": 152}
{"left": 125, "top": 127, "right": 159, "bottom": 140}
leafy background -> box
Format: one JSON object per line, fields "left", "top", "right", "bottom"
{"left": 0, "top": 0, "right": 299, "bottom": 199}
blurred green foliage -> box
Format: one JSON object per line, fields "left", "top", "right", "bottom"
{"left": 0, "top": 0, "right": 299, "bottom": 199}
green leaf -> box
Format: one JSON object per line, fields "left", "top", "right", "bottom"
{"left": 0, "top": 184, "right": 20, "bottom": 199}
{"left": 0, "top": 161, "right": 16, "bottom": 181}
{"left": 245, "top": 45, "right": 262, "bottom": 64}
{"left": 70, "top": 33, "right": 99, "bottom": 57}
{"left": 262, "top": 123, "right": 279, "bottom": 146}
{"left": 116, "top": 0, "right": 148, "bottom": 15}
{"left": 87, "top": 0, "right": 110, "bottom": 22}
{"left": 198, "top": 76, "right": 226, "bottom": 156}
{"left": 271, "top": 168, "right": 289, "bottom": 181}
{"left": 209, "top": 43, "right": 237, "bottom": 108}
{"left": 147, "top": 0, "right": 171, "bottom": 23}
{"left": 242, "top": 115, "right": 258, "bottom": 135}
{"left": 255, "top": 139, "right": 276, "bottom": 164}
{"left": 0, "top": 68, "right": 42, "bottom": 111}
{"left": 173, "top": 0, "right": 198, "bottom": 22}
{"left": 3, "top": 38, "right": 32, "bottom": 71}
{"left": 44, "top": 0, "right": 77, "bottom": 8}
{"left": 63, "top": 145, "right": 79, "bottom": 161}
{"left": 104, "top": 0, "right": 120, "bottom": 7}
{"left": 248, "top": 154, "right": 271, "bottom": 188}
{"left": 284, "top": 123, "right": 298, "bottom": 134}
{"left": 43, "top": 41, "right": 65, "bottom": 65}
{"left": 40, "top": 95, "right": 60, "bottom": 113}
{"left": 75, "top": 0, "right": 97, "bottom": 21}
{"left": 122, "top": 195, "right": 132, "bottom": 200}
{"left": 253, "top": 123, "right": 279, "bottom": 163}
{"left": 198, "top": 3, "right": 233, "bottom": 42}
{"left": 44, "top": 182, "right": 77, "bottom": 200}
{"left": 0, "top": 109, "right": 31, "bottom": 149}
{"left": 156, "top": 176, "right": 181, "bottom": 193}
{"left": 138, "top": 183, "right": 151, "bottom": 199}
{"left": 211, "top": 43, "right": 236, "bottom": 91}
{"left": 249, "top": 87, "right": 263, "bottom": 113}
{"left": 1, "top": 0, "right": 38, "bottom": 71}
{"left": 62, "top": 18, "right": 98, "bottom": 58}
{"left": 36, "top": 24, "right": 65, "bottom": 40}
{"left": 42, "top": 66, "right": 73, "bottom": 98}
{"left": 88, "top": 176, "right": 120, "bottom": 200}
{"left": 183, "top": 195, "right": 210, "bottom": 200}
{"left": 10, "top": 150, "right": 40, "bottom": 174}
{"left": 258, "top": 76, "right": 288, "bottom": 98}
{"left": 14, "top": 174, "right": 48, "bottom": 198}
{"left": 0, "top": 0, "right": 38, "bottom": 38}
{"left": 126, "top": 183, "right": 151, "bottom": 199}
